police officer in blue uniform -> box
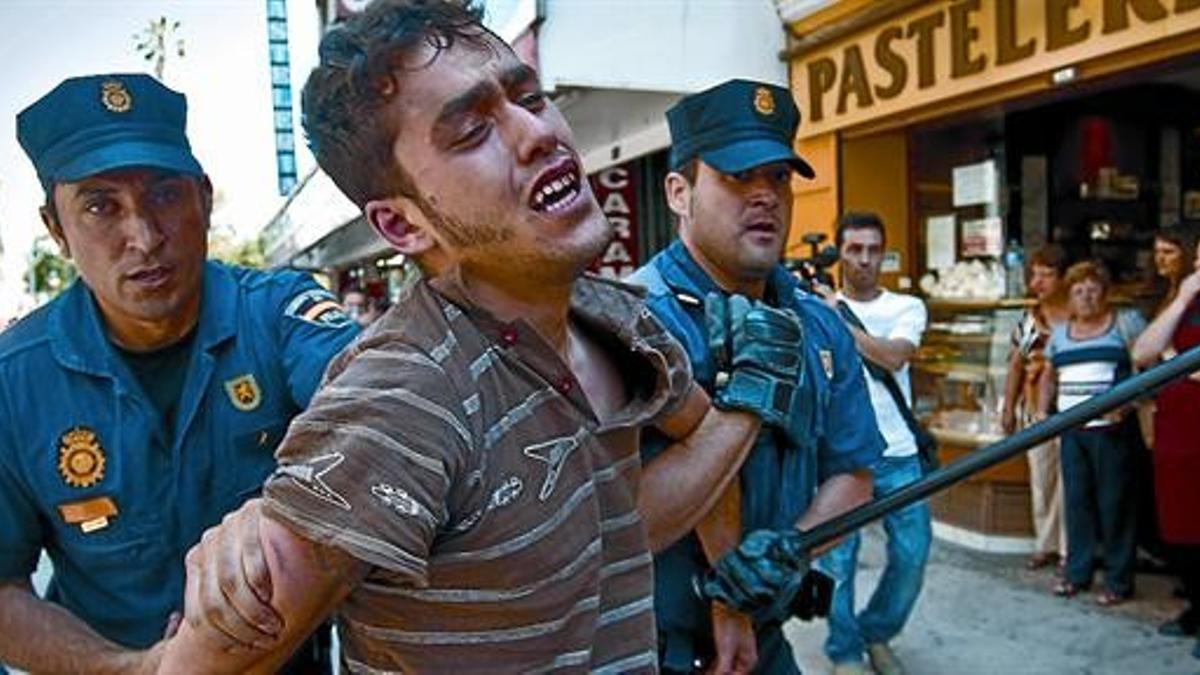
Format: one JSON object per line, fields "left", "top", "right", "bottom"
{"left": 631, "top": 79, "right": 884, "bottom": 674}
{"left": 0, "top": 74, "right": 359, "bottom": 673}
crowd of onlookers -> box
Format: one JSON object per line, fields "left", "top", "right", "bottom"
{"left": 340, "top": 285, "right": 390, "bottom": 328}
{"left": 1004, "top": 223, "right": 1200, "bottom": 660}
{"left": 333, "top": 219, "right": 1200, "bottom": 666}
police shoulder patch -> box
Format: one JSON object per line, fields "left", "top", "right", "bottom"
{"left": 284, "top": 288, "right": 352, "bottom": 328}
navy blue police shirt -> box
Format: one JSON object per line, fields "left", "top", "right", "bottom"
{"left": 629, "top": 240, "right": 883, "bottom": 661}
{"left": 0, "top": 261, "right": 360, "bottom": 648}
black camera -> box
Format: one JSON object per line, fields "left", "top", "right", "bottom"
{"left": 785, "top": 232, "right": 839, "bottom": 291}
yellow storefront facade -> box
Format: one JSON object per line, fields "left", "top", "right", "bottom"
{"left": 782, "top": 0, "right": 1200, "bottom": 549}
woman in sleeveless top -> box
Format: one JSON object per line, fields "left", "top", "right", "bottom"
{"left": 1040, "top": 262, "right": 1145, "bottom": 605}
{"left": 1133, "top": 226, "right": 1200, "bottom": 660}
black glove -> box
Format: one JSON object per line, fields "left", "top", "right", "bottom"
{"left": 705, "top": 293, "right": 812, "bottom": 446}
{"left": 696, "top": 528, "right": 809, "bottom": 624}
{"left": 789, "top": 569, "right": 835, "bottom": 621}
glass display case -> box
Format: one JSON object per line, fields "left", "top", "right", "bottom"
{"left": 911, "top": 299, "right": 1035, "bottom": 549}
{"left": 912, "top": 299, "right": 1027, "bottom": 445}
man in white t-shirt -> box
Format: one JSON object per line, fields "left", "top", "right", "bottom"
{"left": 814, "top": 211, "right": 932, "bottom": 675}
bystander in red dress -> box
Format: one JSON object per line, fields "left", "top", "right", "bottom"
{"left": 1153, "top": 298, "right": 1200, "bottom": 546}
{"left": 1152, "top": 298, "right": 1200, "bottom": 658}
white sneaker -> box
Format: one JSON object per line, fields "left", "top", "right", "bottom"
{"left": 866, "top": 643, "right": 906, "bottom": 675}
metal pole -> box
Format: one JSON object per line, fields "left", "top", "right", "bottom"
{"left": 791, "top": 343, "right": 1200, "bottom": 554}
{"left": 697, "top": 345, "right": 1200, "bottom": 604}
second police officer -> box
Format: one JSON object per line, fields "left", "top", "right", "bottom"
{"left": 631, "top": 79, "right": 885, "bottom": 674}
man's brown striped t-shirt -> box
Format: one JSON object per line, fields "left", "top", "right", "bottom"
{"left": 262, "top": 274, "right": 698, "bottom": 673}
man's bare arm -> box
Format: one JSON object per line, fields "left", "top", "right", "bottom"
{"left": 795, "top": 469, "right": 874, "bottom": 556}
{"left": 812, "top": 284, "right": 916, "bottom": 372}
{"left": 638, "top": 386, "right": 760, "bottom": 552}
{"left": 845, "top": 325, "right": 915, "bottom": 373}
{"left": 0, "top": 579, "right": 159, "bottom": 675}
{"left": 156, "top": 513, "right": 368, "bottom": 674}
{"left": 697, "top": 468, "right": 874, "bottom": 616}
{"left": 694, "top": 482, "right": 742, "bottom": 565}
{"left": 695, "top": 482, "right": 759, "bottom": 673}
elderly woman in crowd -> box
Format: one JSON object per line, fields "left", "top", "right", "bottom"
{"left": 1039, "top": 261, "right": 1145, "bottom": 605}
{"left": 1002, "top": 244, "right": 1071, "bottom": 571}
{"left": 1133, "top": 225, "right": 1200, "bottom": 660}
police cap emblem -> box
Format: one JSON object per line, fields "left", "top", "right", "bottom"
{"left": 225, "top": 374, "right": 262, "bottom": 412}
{"left": 58, "top": 427, "right": 106, "bottom": 488}
{"left": 100, "top": 80, "right": 133, "bottom": 113}
{"left": 753, "top": 86, "right": 776, "bottom": 116}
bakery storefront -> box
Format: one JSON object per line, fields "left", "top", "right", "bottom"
{"left": 783, "top": 0, "right": 1200, "bottom": 550}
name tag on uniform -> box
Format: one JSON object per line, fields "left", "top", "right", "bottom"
{"left": 58, "top": 496, "right": 118, "bottom": 533}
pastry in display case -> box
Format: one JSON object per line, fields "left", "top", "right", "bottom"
{"left": 911, "top": 299, "right": 1035, "bottom": 549}
{"left": 912, "top": 299, "right": 1026, "bottom": 444}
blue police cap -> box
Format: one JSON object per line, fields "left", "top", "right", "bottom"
{"left": 16, "top": 73, "right": 204, "bottom": 191}
{"left": 667, "top": 79, "right": 814, "bottom": 179}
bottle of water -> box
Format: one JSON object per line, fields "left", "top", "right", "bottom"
{"left": 1003, "top": 239, "right": 1025, "bottom": 298}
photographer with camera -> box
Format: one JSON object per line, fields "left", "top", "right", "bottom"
{"left": 810, "top": 212, "right": 932, "bottom": 675}
{"left": 787, "top": 232, "right": 840, "bottom": 291}
{"left": 629, "top": 80, "right": 883, "bottom": 674}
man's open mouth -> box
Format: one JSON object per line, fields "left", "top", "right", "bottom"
{"left": 529, "top": 157, "right": 582, "bottom": 214}
{"left": 744, "top": 219, "right": 778, "bottom": 234}
{"left": 127, "top": 265, "right": 172, "bottom": 286}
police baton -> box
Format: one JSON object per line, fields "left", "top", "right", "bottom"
{"left": 696, "top": 343, "right": 1200, "bottom": 602}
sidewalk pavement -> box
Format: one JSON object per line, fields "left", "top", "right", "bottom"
{"left": 784, "top": 525, "right": 1199, "bottom": 674}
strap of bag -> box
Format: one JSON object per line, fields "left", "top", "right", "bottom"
{"left": 835, "top": 300, "right": 927, "bottom": 442}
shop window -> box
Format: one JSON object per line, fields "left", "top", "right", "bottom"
{"left": 910, "top": 115, "right": 1007, "bottom": 284}
{"left": 1004, "top": 82, "right": 1200, "bottom": 295}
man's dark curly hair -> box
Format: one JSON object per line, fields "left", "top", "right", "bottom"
{"left": 302, "top": 0, "right": 492, "bottom": 207}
